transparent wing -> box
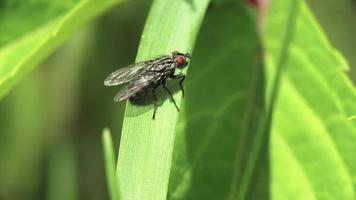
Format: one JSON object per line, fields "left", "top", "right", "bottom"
{"left": 104, "top": 62, "right": 148, "bottom": 86}
{"left": 113, "top": 72, "right": 157, "bottom": 102}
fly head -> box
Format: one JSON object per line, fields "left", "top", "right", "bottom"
{"left": 172, "top": 51, "right": 192, "bottom": 69}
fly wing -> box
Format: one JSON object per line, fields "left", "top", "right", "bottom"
{"left": 113, "top": 72, "right": 158, "bottom": 102}
{"left": 104, "top": 62, "right": 147, "bottom": 86}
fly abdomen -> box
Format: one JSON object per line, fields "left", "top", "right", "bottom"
{"left": 129, "top": 89, "right": 145, "bottom": 103}
{"left": 129, "top": 80, "right": 160, "bottom": 103}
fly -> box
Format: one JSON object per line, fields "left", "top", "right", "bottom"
{"left": 104, "top": 51, "right": 192, "bottom": 119}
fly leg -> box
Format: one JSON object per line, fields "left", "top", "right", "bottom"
{"left": 171, "top": 74, "right": 185, "bottom": 97}
{"left": 162, "top": 81, "right": 180, "bottom": 112}
{"left": 152, "top": 87, "right": 158, "bottom": 119}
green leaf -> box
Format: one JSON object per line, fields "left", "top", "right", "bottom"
{"left": 305, "top": 0, "right": 356, "bottom": 81}
{"left": 0, "top": 0, "right": 123, "bottom": 100}
{"left": 116, "top": 0, "right": 210, "bottom": 199}
{"left": 102, "top": 128, "right": 120, "bottom": 200}
{"left": 168, "top": 2, "right": 267, "bottom": 199}
{"left": 265, "top": 0, "right": 356, "bottom": 199}
{"left": 167, "top": 0, "right": 356, "bottom": 199}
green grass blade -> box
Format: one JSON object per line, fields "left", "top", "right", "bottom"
{"left": 0, "top": 0, "right": 124, "bottom": 100}
{"left": 47, "top": 143, "right": 78, "bottom": 200}
{"left": 102, "top": 128, "right": 120, "bottom": 200}
{"left": 116, "top": 0, "right": 210, "bottom": 199}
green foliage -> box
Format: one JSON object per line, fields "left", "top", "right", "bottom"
{"left": 116, "top": 0, "right": 210, "bottom": 199}
{"left": 168, "top": 2, "right": 265, "bottom": 199}
{"left": 102, "top": 128, "right": 120, "bottom": 200}
{"left": 0, "top": 0, "right": 123, "bottom": 100}
{"left": 306, "top": 0, "right": 356, "bottom": 81}
{"left": 266, "top": 0, "right": 356, "bottom": 199}
{"left": 117, "top": 0, "right": 356, "bottom": 199}
{"left": 0, "top": 0, "right": 355, "bottom": 199}
{"left": 167, "top": 0, "right": 356, "bottom": 199}
{"left": 0, "top": 0, "right": 125, "bottom": 199}
{"left": 0, "top": 71, "right": 45, "bottom": 199}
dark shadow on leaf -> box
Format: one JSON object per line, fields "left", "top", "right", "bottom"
{"left": 168, "top": 2, "right": 271, "bottom": 200}
{"left": 124, "top": 79, "right": 183, "bottom": 118}
{"left": 184, "top": 0, "right": 197, "bottom": 11}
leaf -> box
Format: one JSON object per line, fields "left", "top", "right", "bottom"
{"left": 305, "top": 0, "right": 356, "bottom": 80}
{"left": 102, "top": 128, "right": 120, "bottom": 200}
{"left": 168, "top": 2, "right": 267, "bottom": 199}
{"left": 115, "top": 0, "right": 210, "bottom": 199}
{"left": 265, "top": 0, "right": 356, "bottom": 199}
{"left": 168, "top": 0, "right": 356, "bottom": 199}
{"left": 0, "top": 0, "right": 123, "bottom": 100}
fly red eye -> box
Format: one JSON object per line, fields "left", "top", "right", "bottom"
{"left": 174, "top": 55, "right": 186, "bottom": 67}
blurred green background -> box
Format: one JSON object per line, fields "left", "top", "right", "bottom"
{"left": 0, "top": 1, "right": 151, "bottom": 199}
{"left": 1, "top": 0, "right": 356, "bottom": 199}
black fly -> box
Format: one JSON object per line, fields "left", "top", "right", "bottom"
{"left": 104, "top": 51, "right": 192, "bottom": 119}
